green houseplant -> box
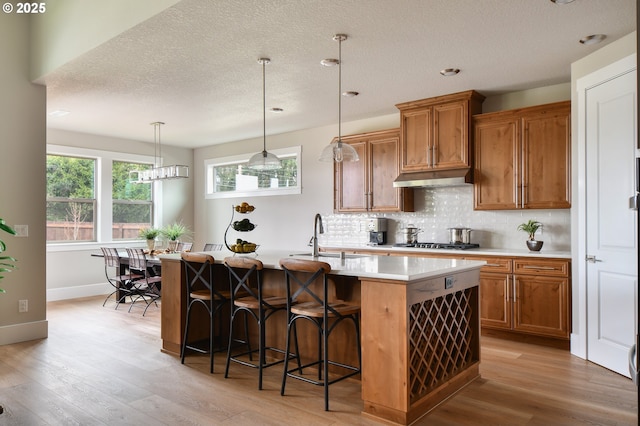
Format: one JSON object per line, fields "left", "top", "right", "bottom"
{"left": 139, "top": 227, "right": 160, "bottom": 251}
{"left": 517, "top": 219, "right": 543, "bottom": 251}
{"left": 0, "top": 218, "right": 17, "bottom": 293}
{"left": 161, "top": 222, "right": 191, "bottom": 252}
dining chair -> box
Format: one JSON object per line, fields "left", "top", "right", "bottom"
{"left": 175, "top": 242, "right": 193, "bottom": 252}
{"left": 223, "top": 256, "right": 295, "bottom": 389}
{"left": 180, "top": 252, "right": 231, "bottom": 373}
{"left": 125, "top": 248, "right": 162, "bottom": 316}
{"left": 100, "top": 247, "right": 142, "bottom": 309}
{"left": 203, "top": 243, "right": 223, "bottom": 251}
{"left": 278, "top": 258, "right": 361, "bottom": 411}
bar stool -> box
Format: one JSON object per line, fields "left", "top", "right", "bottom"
{"left": 224, "top": 256, "right": 295, "bottom": 389}
{"left": 180, "top": 252, "right": 229, "bottom": 373}
{"left": 279, "top": 258, "right": 361, "bottom": 411}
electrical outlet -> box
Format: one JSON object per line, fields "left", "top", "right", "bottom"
{"left": 18, "top": 299, "right": 28, "bottom": 313}
{"left": 445, "top": 276, "right": 454, "bottom": 289}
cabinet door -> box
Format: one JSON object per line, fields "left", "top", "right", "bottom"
{"left": 513, "top": 275, "right": 569, "bottom": 338}
{"left": 369, "top": 135, "right": 402, "bottom": 211}
{"left": 522, "top": 105, "right": 571, "bottom": 208}
{"left": 335, "top": 140, "right": 368, "bottom": 212}
{"left": 400, "top": 108, "right": 432, "bottom": 172}
{"left": 480, "top": 272, "right": 512, "bottom": 330}
{"left": 433, "top": 101, "right": 469, "bottom": 170}
{"left": 473, "top": 118, "right": 520, "bottom": 210}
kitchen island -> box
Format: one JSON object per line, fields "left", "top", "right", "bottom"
{"left": 158, "top": 249, "right": 484, "bottom": 425}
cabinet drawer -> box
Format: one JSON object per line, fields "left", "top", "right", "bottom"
{"left": 513, "top": 258, "right": 569, "bottom": 277}
{"left": 465, "top": 256, "right": 512, "bottom": 273}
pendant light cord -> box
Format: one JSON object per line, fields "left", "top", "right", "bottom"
{"left": 337, "top": 36, "right": 342, "bottom": 147}
{"left": 262, "top": 58, "right": 267, "bottom": 155}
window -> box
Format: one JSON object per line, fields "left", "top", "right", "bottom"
{"left": 47, "top": 145, "right": 158, "bottom": 246}
{"left": 205, "top": 146, "right": 301, "bottom": 199}
{"left": 46, "top": 154, "right": 97, "bottom": 242}
{"left": 112, "top": 161, "right": 153, "bottom": 240}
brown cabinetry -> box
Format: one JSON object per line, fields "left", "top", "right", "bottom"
{"left": 396, "top": 90, "right": 485, "bottom": 173}
{"left": 479, "top": 257, "right": 570, "bottom": 342}
{"left": 334, "top": 129, "right": 413, "bottom": 212}
{"left": 473, "top": 101, "right": 571, "bottom": 210}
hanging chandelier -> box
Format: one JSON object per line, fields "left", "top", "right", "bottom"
{"left": 319, "top": 34, "right": 360, "bottom": 163}
{"left": 247, "top": 58, "right": 281, "bottom": 170}
{"left": 130, "top": 122, "right": 189, "bottom": 183}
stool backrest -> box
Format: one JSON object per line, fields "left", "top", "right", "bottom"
{"left": 224, "top": 256, "right": 264, "bottom": 302}
{"left": 279, "top": 258, "right": 335, "bottom": 315}
{"left": 181, "top": 252, "right": 226, "bottom": 300}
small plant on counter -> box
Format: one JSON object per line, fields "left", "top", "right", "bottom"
{"left": 0, "top": 218, "right": 17, "bottom": 293}
{"left": 138, "top": 227, "right": 160, "bottom": 240}
{"left": 161, "top": 222, "right": 191, "bottom": 241}
{"left": 517, "top": 220, "right": 542, "bottom": 241}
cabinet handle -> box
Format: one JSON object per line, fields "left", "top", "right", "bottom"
{"left": 432, "top": 145, "right": 437, "bottom": 167}
{"left": 522, "top": 265, "right": 557, "bottom": 271}
{"left": 512, "top": 276, "right": 517, "bottom": 302}
{"left": 485, "top": 263, "right": 502, "bottom": 267}
{"left": 426, "top": 145, "right": 431, "bottom": 168}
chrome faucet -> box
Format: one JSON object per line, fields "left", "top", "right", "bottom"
{"left": 312, "top": 213, "right": 324, "bottom": 257}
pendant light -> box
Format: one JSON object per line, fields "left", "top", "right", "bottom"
{"left": 130, "top": 122, "right": 189, "bottom": 183}
{"left": 319, "top": 34, "right": 360, "bottom": 163}
{"left": 247, "top": 58, "right": 281, "bottom": 170}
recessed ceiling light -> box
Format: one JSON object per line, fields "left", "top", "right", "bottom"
{"left": 342, "top": 91, "right": 359, "bottom": 97}
{"left": 48, "top": 109, "right": 70, "bottom": 117}
{"left": 550, "top": 0, "right": 575, "bottom": 4}
{"left": 270, "top": 107, "right": 283, "bottom": 113}
{"left": 321, "top": 58, "right": 339, "bottom": 67}
{"left": 580, "top": 34, "right": 606, "bottom": 45}
{"left": 440, "top": 68, "right": 460, "bottom": 76}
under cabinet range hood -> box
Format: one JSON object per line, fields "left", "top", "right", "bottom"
{"left": 393, "top": 168, "right": 473, "bottom": 188}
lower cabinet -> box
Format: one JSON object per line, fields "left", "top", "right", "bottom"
{"left": 478, "top": 257, "right": 570, "bottom": 343}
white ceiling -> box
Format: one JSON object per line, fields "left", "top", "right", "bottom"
{"left": 43, "top": 0, "right": 636, "bottom": 149}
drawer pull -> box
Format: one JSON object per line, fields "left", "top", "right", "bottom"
{"left": 522, "top": 265, "right": 557, "bottom": 270}
{"left": 485, "top": 263, "right": 502, "bottom": 267}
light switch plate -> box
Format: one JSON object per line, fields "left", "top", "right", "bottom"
{"left": 14, "top": 225, "right": 28, "bottom": 237}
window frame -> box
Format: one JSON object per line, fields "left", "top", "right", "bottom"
{"left": 204, "top": 146, "right": 302, "bottom": 199}
{"left": 46, "top": 144, "right": 161, "bottom": 251}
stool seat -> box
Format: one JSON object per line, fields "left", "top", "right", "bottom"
{"left": 234, "top": 295, "right": 287, "bottom": 310}
{"left": 291, "top": 301, "right": 360, "bottom": 318}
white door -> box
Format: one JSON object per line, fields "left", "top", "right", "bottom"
{"left": 585, "top": 67, "right": 637, "bottom": 377}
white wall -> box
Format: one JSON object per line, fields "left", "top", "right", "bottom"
{"left": 0, "top": 12, "right": 48, "bottom": 344}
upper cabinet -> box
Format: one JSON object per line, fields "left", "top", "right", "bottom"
{"left": 473, "top": 101, "right": 571, "bottom": 210}
{"left": 334, "top": 129, "right": 414, "bottom": 213}
{"left": 395, "top": 90, "right": 485, "bottom": 173}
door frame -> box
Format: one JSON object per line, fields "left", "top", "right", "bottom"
{"left": 574, "top": 53, "right": 637, "bottom": 358}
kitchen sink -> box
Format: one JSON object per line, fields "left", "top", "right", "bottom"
{"left": 289, "top": 252, "right": 367, "bottom": 259}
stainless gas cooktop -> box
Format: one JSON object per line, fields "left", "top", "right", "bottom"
{"left": 393, "top": 242, "right": 480, "bottom": 250}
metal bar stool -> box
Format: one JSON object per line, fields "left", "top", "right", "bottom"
{"left": 279, "top": 258, "right": 362, "bottom": 411}
{"left": 180, "top": 252, "right": 230, "bottom": 373}
{"left": 224, "top": 256, "right": 298, "bottom": 389}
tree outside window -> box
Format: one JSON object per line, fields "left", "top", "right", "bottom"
{"left": 46, "top": 155, "right": 96, "bottom": 242}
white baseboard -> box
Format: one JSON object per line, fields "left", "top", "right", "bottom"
{"left": 47, "top": 282, "right": 111, "bottom": 302}
{"left": 0, "top": 320, "right": 48, "bottom": 345}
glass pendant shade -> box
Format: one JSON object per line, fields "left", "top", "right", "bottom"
{"left": 247, "top": 58, "right": 281, "bottom": 170}
{"left": 247, "top": 149, "right": 281, "bottom": 170}
{"left": 319, "top": 140, "right": 359, "bottom": 163}
{"left": 319, "top": 34, "right": 359, "bottom": 163}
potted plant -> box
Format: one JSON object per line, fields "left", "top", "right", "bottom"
{"left": 139, "top": 227, "right": 160, "bottom": 252}
{"left": 161, "top": 222, "right": 191, "bottom": 252}
{"left": 517, "top": 219, "right": 543, "bottom": 251}
{"left": 0, "top": 218, "right": 17, "bottom": 294}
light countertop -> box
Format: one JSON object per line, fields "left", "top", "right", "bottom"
{"left": 159, "top": 249, "right": 485, "bottom": 283}
{"left": 321, "top": 245, "right": 571, "bottom": 259}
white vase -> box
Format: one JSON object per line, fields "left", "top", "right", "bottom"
{"left": 168, "top": 240, "right": 179, "bottom": 253}
{"left": 146, "top": 239, "right": 155, "bottom": 251}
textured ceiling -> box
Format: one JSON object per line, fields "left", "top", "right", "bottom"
{"left": 43, "top": 0, "right": 636, "bottom": 148}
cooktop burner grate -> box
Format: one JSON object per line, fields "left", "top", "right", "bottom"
{"left": 394, "top": 242, "right": 480, "bottom": 250}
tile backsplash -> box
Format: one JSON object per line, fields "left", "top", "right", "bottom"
{"left": 321, "top": 185, "right": 570, "bottom": 251}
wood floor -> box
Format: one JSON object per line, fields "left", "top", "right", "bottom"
{"left": 0, "top": 296, "right": 636, "bottom": 425}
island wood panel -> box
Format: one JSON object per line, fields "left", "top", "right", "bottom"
{"left": 160, "top": 258, "right": 362, "bottom": 370}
